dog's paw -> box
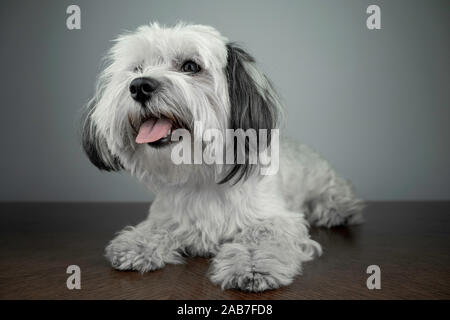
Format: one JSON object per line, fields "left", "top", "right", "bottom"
{"left": 224, "top": 270, "right": 281, "bottom": 292}
{"left": 105, "top": 237, "right": 164, "bottom": 272}
{"left": 209, "top": 243, "right": 296, "bottom": 292}
{"left": 307, "top": 198, "right": 365, "bottom": 228}
{"left": 105, "top": 227, "right": 182, "bottom": 272}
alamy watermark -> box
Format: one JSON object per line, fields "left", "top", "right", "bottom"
{"left": 366, "top": 5, "right": 381, "bottom": 30}
{"left": 66, "top": 5, "right": 81, "bottom": 30}
{"left": 366, "top": 265, "right": 381, "bottom": 290}
{"left": 168, "top": 122, "right": 280, "bottom": 176}
{"left": 66, "top": 265, "right": 81, "bottom": 290}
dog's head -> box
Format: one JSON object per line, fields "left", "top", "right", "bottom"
{"left": 82, "top": 23, "right": 281, "bottom": 186}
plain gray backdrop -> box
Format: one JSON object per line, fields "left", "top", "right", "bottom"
{"left": 0, "top": 0, "right": 449, "bottom": 201}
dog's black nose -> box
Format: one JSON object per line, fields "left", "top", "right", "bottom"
{"left": 129, "top": 77, "right": 160, "bottom": 103}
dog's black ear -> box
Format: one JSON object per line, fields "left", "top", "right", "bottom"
{"left": 219, "top": 43, "right": 280, "bottom": 184}
{"left": 81, "top": 99, "right": 123, "bottom": 172}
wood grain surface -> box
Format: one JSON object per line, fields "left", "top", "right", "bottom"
{"left": 0, "top": 202, "right": 449, "bottom": 299}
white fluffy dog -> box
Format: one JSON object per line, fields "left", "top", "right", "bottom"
{"left": 82, "top": 23, "right": 363, "bottom": 292}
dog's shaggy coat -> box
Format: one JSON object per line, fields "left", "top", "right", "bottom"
{"left": 82, "top": 23, "right": 363, "bottom": 292}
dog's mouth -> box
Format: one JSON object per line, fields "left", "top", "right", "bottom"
{"left": 129, "top": 114, "right": 189, "bottom": 148}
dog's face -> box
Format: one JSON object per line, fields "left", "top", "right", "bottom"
{"left": 82, "top": 23, "right": 280, "bottom": 186}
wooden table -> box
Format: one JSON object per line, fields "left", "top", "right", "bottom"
{"left": 0, "top": 202, "right": 449, "bottom": 299}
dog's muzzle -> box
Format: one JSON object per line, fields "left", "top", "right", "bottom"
{"left": 128, "top": 77, "right": 190, "bottom": 149}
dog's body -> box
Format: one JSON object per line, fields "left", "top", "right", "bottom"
{"left": 83, "top": 23, "right": 363, "bottom": 292}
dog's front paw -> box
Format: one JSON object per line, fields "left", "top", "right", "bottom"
{"left": 105, "top": 235, "right": 163, "bottom": 272}
{"left": 105, "top": 227, "right": 182, "bottom": 272}
{"left": 209, "top": 243, "right": 297, "bottom": 292}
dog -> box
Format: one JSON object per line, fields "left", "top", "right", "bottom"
{"left": 82, "top": 22, "right": 363, "bottom": 292}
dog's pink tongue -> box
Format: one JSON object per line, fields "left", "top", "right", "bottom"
{"left": 136, "top": 118, "right": 172, "bottom": 144}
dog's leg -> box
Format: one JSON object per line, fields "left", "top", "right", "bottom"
{"left": 281, "top": 140, "right": 364, "bottom": 228}
{"left": 303, "top": 173, "right": 364, "bottom": 228}
{"left": 105, "top": 218, "right": 183, "bottom": 272}
{"left": 209, "top": 213, "right": 321, "bottom": 292}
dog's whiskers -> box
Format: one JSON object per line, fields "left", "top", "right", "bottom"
{"left": 127, "top": 113, "right": 139, "bottom": 135}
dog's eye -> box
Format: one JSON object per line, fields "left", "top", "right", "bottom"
{"left": 181, "top": 61, "right": 201, "bottom": 73}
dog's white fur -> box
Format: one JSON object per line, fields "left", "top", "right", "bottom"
{"left": 82, "top": 23, "right": 363, "bottom": 292}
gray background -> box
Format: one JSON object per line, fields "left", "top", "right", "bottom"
{"left": 0, "top": 0, "right": 449, "bottom": 201}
